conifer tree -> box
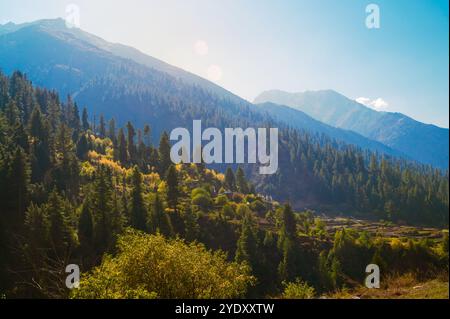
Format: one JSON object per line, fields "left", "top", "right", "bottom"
{"left": 158, "top": 131, "right": 171, "bottom": 176}
{"left": 277, "top": 204, "right": 298, "bottom": 282}
{"left": 28, "top": 106, "right": 51, "bottom": 182}
{"left": 166, "top": 164, "right": 179, "bottom": 209}
{"left": 184, "top": 206, "right": 199, "bottom": 242}
{"left": 5, "top": 148, "right": 30, "bottom": 230}
{"left": 81, "top": 107, "right": 89, "bottom": 131}
{"left": 148, "top": 193, "right": 173, "bottom": 237}
{"left": 47, "top": 190, "right": 73, "bottom": 258}
{"left": 126, "top": 121, "right": 136, "bottom": 163}
{"left": 54, "top": 123, "right": 79, "bottom": 197}
{"left": 78, "top": 199, "right": 94, "bottom": 257}
{"left": 236, "top": 166, "right": 249, "bottom": 194}
{"left": 235, "top": 213, "right": 259, "bottom": 269}
{"left": 225, "top": 167, "right": 236, "bottom": 191}
{"left": 91, "top": 166, "right": 114, "bottom": 252}
{"left": 129, "top": 166, "right": 147, "bottom": 231}
{"left": 108, "top": 118, "right": 116, "bottom": 144}
{"left": 117, "top": 128, "right": 128, "bottom": 164}
{"left": 99, "top": 114, "right": 106, "bottom": 138}
{"left": 76, "top": 134, "right": 89, "bottom": 160}
{"left": 143, "top": 124, "right": 151, "bottom": 146}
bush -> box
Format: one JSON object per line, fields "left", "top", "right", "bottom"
{"left": 72, "top": 229, "right": 254, "bottom": 299}
{"left": 215, "top": 194, "right": 228, "bottom": 206}
{"left": 281, "top": 279, "right": 315, "bottom": 299}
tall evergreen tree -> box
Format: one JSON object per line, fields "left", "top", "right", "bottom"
{"left": 126, "top": 121, "right": 136, "bottom": 163}
{"left": 46, "top": 190, "right": 73, "bottom": 258}
{"left": 91, "top": 166, "right": 114, "bottom": 253}
{"left": 166, "top": 164, "right": 179, "bottom": 209}
{"left": 236, "top": 166, "right": 249, "bottom": 194}
{"left": 225, "top": 167, "right": 236, "bottom": 191}
{"left": 78, "top": 199, "right": 94, "bottom": 259}
{"left": 117, "top": 128, "right": 128, "bottom": 164}
{"left": 76, "top": 134, "right": 89, "bottom": 160}
{"left": 108, "top": 118, "right": 116, "bottom": 143}
{"left": 28, "top": 106, "right": 51, "bottom": 183}
{"left": 129, "top": 166, "right": 147, "bottom": 231}
{"left": 81, "top": 107, "right": 89, "bottom": 131}
{"left": 158, "top": 131, "right": 171, "bottom": 176}
{"left": 277, "top": 204, "right": 298, "bottom": 282}
{"left": 99, "top": 114, "right": 106, "bottom": 138}
{"left": 148, "top": 193, "right": 172, "bottom": 237}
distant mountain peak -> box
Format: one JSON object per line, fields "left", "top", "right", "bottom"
{"left": 254, "top": 89, "right": 449, "bottom": 168}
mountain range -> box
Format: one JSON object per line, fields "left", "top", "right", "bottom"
{"left": 0, "top": 19, "right": 410, "bottom": 158}
{"left": 0, "top": 18, "right": 448, "bottom": 219}
{"left": 255, "top": 90, "right": 449, "bottom": 168}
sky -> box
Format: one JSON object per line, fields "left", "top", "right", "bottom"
{"left": 1, "top": 0, "right": 449, "bottom": 127}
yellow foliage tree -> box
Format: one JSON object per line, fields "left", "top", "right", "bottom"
{"left": 71, "top": 229, "right": 254, "bottom": 299}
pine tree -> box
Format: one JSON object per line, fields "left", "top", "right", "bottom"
{"left": 28, "top": 106, "right": 52, "bottom": 183}
{"left": 99, "top": 114, "right": 106, "bottom": 138}
{"left": 117, "top": 128, "right": 128, "bottom": 164}
{"left": 7, "top": 147, "right": 30, "bottom": 227}
{"left": 71, "top": 102, "right": 81, "bottom": 140}
{"left": 24, "top": 202, "right": 49, "bottom": 250}
{"left": 158, "top": 131, "right": 171, "bottom": 176}
{"left": 54, "top": 123, "right": 79, "bottom": 197}
{"left": 225, "top": 167, "right": 236, "bottom": 191}
{"left": 78, "top": 199, "right": 94, "bottom": 256}
{"left": 47, "top": 190, "right": 73, "bottom": 258}
{"left": 235, "top": 213, "right": 259, "bottom": 270}
{"left": 81, "top": 107, "right": 89, "bottom": 131}
{"left": 108, "top": 118, "right": 116, "bottom": 144}
{"left": 126, "top": 121, "right": 136, "bottom": 163}
{"left": 76, "top": 134, "right": 89, "bottom": 160}
{"left": 143, "top": 124, "right": 151, "bottom": 146}
{"left": 148, "top": 193, "right": 172, "bottom": 237}
{"left": 129, "top": 166, "right": 147, "bottom": 231}
{"left": 277, "top": 204, "right": 298, "bottom": 282}
{"left": 166, "top": 164, "right": 179, "bottom": 209}
{"left": 236, "top": 166, "right": 249, "bottom": 194}
{"left": 91, "top": 166, "right": 114, "bottom": 252}
{"left": 184, "top": 206, "right": 199, "bottom": 242}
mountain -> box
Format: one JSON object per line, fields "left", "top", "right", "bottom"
{"left": 1, "top": 19, "right": 448, "bottom": 221}
{"left": 254, "top": 102, "right": 405, "bottom": 157}
{"left": 254, "top": 90, "right": 449, "bottom": 168}
{"left": 0, "top": 19, "right": 401, "bottom": 157}
{"left": 0, "top": 19, "right": 242, "bottom": 102}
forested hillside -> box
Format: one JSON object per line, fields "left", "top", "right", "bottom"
{"left": 2, "top": 20, "right": 448, "bottom": 224}
{"left": 0, "top": 71, "right": 448, "bottom": 298}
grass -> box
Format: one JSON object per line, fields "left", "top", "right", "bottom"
{"left": 327, "top": 273, "right": 449, "bottom": 299}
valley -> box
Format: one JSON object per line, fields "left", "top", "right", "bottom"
{"left": 0, "top": 17, "right": 448, "bottom": 300}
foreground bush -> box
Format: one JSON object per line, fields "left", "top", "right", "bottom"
{"left": 281, "top": 279, "right": 316, "bottom": 299}
{"left": 71, "top": 229, "right": 254, "bottom": 298}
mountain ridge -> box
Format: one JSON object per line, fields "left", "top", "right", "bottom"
{"left": 0, "top": 19, "right": 407, "bottom": 160}
{"left": 254, "top": 89, "right": 449, "bottom": 168}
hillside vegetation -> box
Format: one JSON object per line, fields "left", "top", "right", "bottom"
{"left": 0, "top": 71, "right": 448, "bottom": 298}
{"left": 0, "top": 20, "right": 448, "bottom": 223}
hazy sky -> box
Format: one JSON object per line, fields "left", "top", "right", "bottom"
{"left": 1, "top": 0, "right": 449, "bottom": 127}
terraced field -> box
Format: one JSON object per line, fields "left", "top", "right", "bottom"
{"left": 320, "top": 216, "right": 446, "bottom": 241}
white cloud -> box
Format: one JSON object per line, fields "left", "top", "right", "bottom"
{"left": 356, "top": 97, "right": 371, "bottom": 105}
{"left": 355, "top": 97, "right": 389, "bottom": 111}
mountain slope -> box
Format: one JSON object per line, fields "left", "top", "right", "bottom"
{"left": 0, "top": 19, "right": 402, "bottom": 158}
{"left": 0, "top": 19, "right": 243, "bottom": 103}
{"left": 255, "top": 90, "right": 449, "bottom": 168}
{"left": 254, "top": 102, "right": 405, "bottom": 157}
{"left": 0, "top": 19, "right": 448, "bottom": 225}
